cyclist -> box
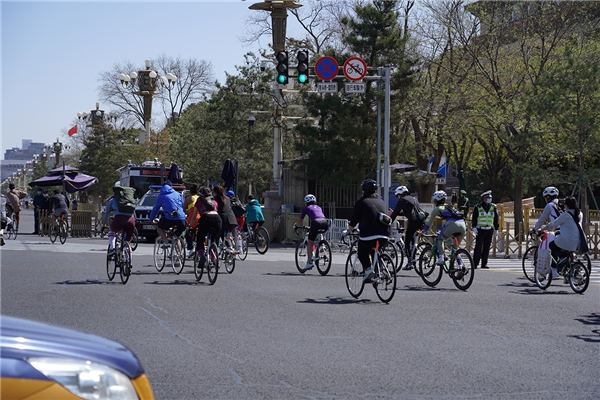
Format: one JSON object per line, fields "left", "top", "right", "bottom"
{"left": 149, "top": 180, "right": 186, "bottom": 249}
{"left": 226, "top": 190, "right": 246, "bottom": 253}
{"left": 213, "top": 185, "right": 238, "bottom": 253}
{"left": 102, "top": 182, "right": 136, "bottom": 256}
{"left": 471, "top": 190, "right": 499, "bottom": 269}
{"left": 245, "top": 195, "right": 265, "bottom": 232}
{"left": 6, "top": 182, "right": 27, "bottom": 227}
{"left": 387, "top": 185, "right": 426, "bottom": 270}
{"left": 1, "top": 194, "right": 11, "bottom": 246}
{"left": 183, "top": 183, "right": 200, "bottom": 258}
{"left": 423, "top": 190, "right": 466, "bottom": 265}
{"left": 191, "top": 186, "right": 222, "bottom": 266}
{"left": 293, "top": 194, "right": 329, "bottom": 271}
{"left": 531, "top": 186, "right": 562, "bottom": 233}
{"left": 545, "top": 196, "right": 582, "bottom": 280}
{"left": 342, "top": 179, "right": 391, "bottom": 283}
{"left": 49, "top": 189, "right": 69, "bottom": 232}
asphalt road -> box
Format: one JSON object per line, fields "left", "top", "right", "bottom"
{"left": 1, "top": 210, "right": 599, "bottom": 399}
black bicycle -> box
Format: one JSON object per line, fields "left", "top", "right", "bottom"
{"left": 106, "top": 230, "right": 132, "bottom": 284}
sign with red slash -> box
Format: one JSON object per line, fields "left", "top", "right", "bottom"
{"left": 343, "top": 57, "right": 367, "bottom": 81}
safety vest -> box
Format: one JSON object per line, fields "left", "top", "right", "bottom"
{"left": 476, "top": 204, "right": 495, "bottom": 227}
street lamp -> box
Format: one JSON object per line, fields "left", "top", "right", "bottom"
{"left": 248, "top": 0, "right": 302, "bottom": 52}
{"left": 119, "top": 59, "right": 177, "bottom": 144}
{"left": 52, "top": 137, "right": 63, "bottom": 168}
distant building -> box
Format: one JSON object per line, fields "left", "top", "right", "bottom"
{"left": 4, "top": 140, "right": 46, "bottom": 161}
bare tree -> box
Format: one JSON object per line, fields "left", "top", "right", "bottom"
{"left": 97, "top": 55, "right": 214, "bottom": 130}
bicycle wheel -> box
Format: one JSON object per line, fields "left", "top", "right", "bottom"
{"left": 579, "top": 253, "right": 592, "bottom": 274}
{"left": 49, "top": 225, "right": 58, "bottom": 243}
{"left": 119, "top": 242, "right": 132, "bottom": 284}
{"left": 171, "top": 237, "right": 185, "bottom": 275}
{"left": 451, "top": 249, "right": 474, "bottom": 291}
{"left": 254, "top": 227, "right": 270, "bottom": 254}
{"left": 419, "top": 246, "right": 443, "bottom": 287}
{"left": 344, "top": 250, "right": 364, "bottom": 298}
{"left": 193, "top": 251, "right": 204, "bottom": 281}
{"left": 238, "top": 235, "right": 249, "bottom": 261}
{"left": 295, "top": 239, "right": 308, "bottom": 273}
{"left": 382, "top": 242, "right": 399, "bottom": 273}
{"left": 393, "top": 239, "right": 405, "bottom": 271}
{"left": 223, "top": 246, "right": 236, "bottom": 274}
{"left": 153, "top": 237, "right": 167, "bottom": 272}
{"left": 130, "top": 228, "right": 139, "bottom": 252}
{"left": 412, "top": 242, "right": 431, "bottom": 277}
{"left": 374, "top": 253, "right": 397, "bottom": 303}
{"left": 535, "top": 266, "right": 552, "bottom": 290}
{"left": 6, "top": 223, "right": 15, "bottom": 240}
{"left": 206, "top": 242, "right": 219, "bottom": 285}
{"left": 106, "top": 246, "right": 116, "bottom": 281}
{"left": 569, "top": 261, "right": 589, "bottom": 294}
{"left": 59, "top": 222, "right": 67, "bottom": 244}
{"left": 315, "top": 240, "right": 332, "bottom": 276}
{"left": 522, "top": 246, "right": 538, "bottom": 283}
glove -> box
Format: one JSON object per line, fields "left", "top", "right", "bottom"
{"left": 473, "top": 227, "right": 478, "bottom": 236}
{"left": 293, "top": 225, "right": 297, "bottom": 231}
{"left": 341, "top": 230, "right": 348, "bottom": 237}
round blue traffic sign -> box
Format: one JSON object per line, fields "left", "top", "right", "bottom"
{"left": 314, "top": 56, "right": 339, "bottom": 81}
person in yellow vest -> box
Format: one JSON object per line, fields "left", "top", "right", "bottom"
{"left": 471, "top": 190, "right": 499, "bottom": 269}
{"left": 183, "top": 183, "right": 200, "bottom": 258}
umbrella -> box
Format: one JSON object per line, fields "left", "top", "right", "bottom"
{"left": 221, "top": 159, "right": 238, "bottom": 192}
{"left": 29, "top": 165, "right": 98, "bottom": 193}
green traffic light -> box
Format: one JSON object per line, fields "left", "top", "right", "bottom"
{"left": 298, "top": 74, "right": 308, "bottom": 84}
{"left": 277, "top": 75, "right": 287, "bottom": 84}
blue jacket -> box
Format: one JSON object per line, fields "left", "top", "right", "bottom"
{"left": 150, "top": 185, "right": 185, "bottom": 221}
{"left": 102, "top": 198, "right": 134, "bottom": 225}
{"left": 245, "top": 199, "right": 265, "bottom": 223}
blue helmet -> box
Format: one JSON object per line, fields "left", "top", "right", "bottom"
{"left": 226, "top": 190, "right": 235, "bottom": 197}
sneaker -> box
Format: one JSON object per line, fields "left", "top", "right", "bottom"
{"left": 563, "top": 276, "right": 569, "bottom": 284}
{"left": 186, "top": 249, "right": 195, "bottom": 258}
{"left": 558, "top": 256, "right": 568, "bottom": 265}
{"left": 199, "top": 255, "right": 207, "bottom": 267}
{"left": 303, "top": 261, "right": 314, "bottom": 271}
{"left": 552, "top": 268, "right": 559, "bottom": 278}
{"left": 436, "top": 257, "right": 445, "bottom": 265}
{"left": 402, "top": 262, "right": 413, "bottom": 271}
{"left": 0, "top": 235, "right": 4, "bottom": 246}
{"left": 481, "top": 265, "right": 489, "bottom": 269}
{"left": 107, "top": 248, "right": 116, "bottom": 256}
{"left": 363, "top": 268, "right": 375, "bottom": 283}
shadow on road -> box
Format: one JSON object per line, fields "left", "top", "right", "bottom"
{"left": 298, "top": 296, "right": 372, "bottom": 305}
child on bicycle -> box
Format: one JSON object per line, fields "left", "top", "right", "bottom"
{"left": 423, "top": 190, "right": 466, "bottom": 265}
{"left": 293, "top": 194, "right": 329, "bottom": 271}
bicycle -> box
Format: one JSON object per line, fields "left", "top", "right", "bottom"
{"left": 294, "top": 225, "right": 332, "bottom": 275}
{"left": 418, "top": 234, "right": 474, "bottom": 291}
{"left": 241, "top": 222, "right": 270, "bottom": 255}
{"left": 4, "top": 209, "right": 18, "bottom": 240}
{"left": 49, "top": 213, "right": 68, "bottom": 245}
{"left": 235, "top": 229, "right": 249, "bottom": 261}
{"left": 218, "top": 232, "right": 236, "bottom": 274}
{"left": 153, "top": 226, "right": 186, "bottom": 274}
{"left": 106, "top": 230, "right": 132, "bottom": 284}
{"left": 193, "top": 232, "right": 219, "bottom": 284}
{"left": 343, "top": 232, "right": 397, "bottom": 303}
{"left": 523, "top": 230, "right": 591, "bottom": 283}
{"left": 533, "top": 232, "right": 590, "bottom": 294}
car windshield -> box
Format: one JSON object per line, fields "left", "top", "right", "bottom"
{"left": 138, "top": 191, "right": 159, "bottom": 207}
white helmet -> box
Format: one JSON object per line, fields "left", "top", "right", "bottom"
{"left": 113, "top": 181, "right": 121, "bottom": 188}
{"left": 432, "top": 190, "right": 447, "bottom": 202}
{"left": 304, "top": 194, "right": 317, "bottom": 204}
{"left": 542, "top": 186, "right": 559, "bottom": 197}
{"left": 394, "top": 186, "right": 409, "bottom": 196}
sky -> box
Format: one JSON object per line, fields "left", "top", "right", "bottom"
{"left": 1, "top": 0, "right": 292, "bottom": 156}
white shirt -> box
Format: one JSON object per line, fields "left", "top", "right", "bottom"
{"left": 547, "top": 210, "right": 581, "bottom": 252}
{"left": 533, "top": 199, "right": 561, "bottom": 231}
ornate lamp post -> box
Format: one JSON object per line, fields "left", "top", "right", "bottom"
{"left": 78, "top": 102, "right": 107, "bottom": 127}
{"left": 119, "top": 59, "right": 177, "bottom": 144}
{"left": 248, "top": 0, "right": 302, "bottom": 52}
{"left": 52, "top": 138, "right": 63, "bottom": 168}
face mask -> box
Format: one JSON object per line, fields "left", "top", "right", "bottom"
{"left": 37, "top": 191, "right": 42, "bottom": 195}
{"left": 484, "top": 198, "right": 491, "bottom": 204}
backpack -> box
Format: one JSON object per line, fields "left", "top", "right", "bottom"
{"left": 230, "top": 196, "right": 245, "bottom": 218}
{"left": 444, "top": 204, "right": 464, "bottom": 220}
{"left": 411, "top": 204, "right": 429, "bottom": 221}
{"left": 199, "top": 195, "right": 216, "bottom": 212}
{"left": 113, "top": 187, "right": 136, "bottom": 214}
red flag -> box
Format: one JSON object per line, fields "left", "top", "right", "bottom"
{"left": 68, "top": 125, "right": 77, "bottom": 136}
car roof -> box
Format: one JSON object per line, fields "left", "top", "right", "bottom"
{"left": 0, "top": 315, "right": 144, "bottom": 379}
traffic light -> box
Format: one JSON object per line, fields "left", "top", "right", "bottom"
{"left": 296, "top": 50, "right": 309, "bottom": 84}
{"left": 275, "top": 51, "right": 289, "bottom": 85}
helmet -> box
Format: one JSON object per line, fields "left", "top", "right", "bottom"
{"left": 542, "top": 186, "right": 559, "bottom": 197}
{"left": 113, "top": 181, "right": 121, "bottom": 188}
{"left": 226, "top": 190, "right": 235, "bottom": 197}
{"left": 432, "top": 190, "right": 447, "bottom": 202}
{"left": 360, "top": 179, "right": 377, "bottom": 191}
{"left": 394, "top": 186, "right": 409, "bottom": 196}
{"left": 304, "top": 194, "right": 317, "bottom": 204}
{"left": 9, "top": 182, "right": 15, "bottom": 189}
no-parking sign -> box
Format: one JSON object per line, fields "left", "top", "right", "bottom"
{"left": 343, "top": 57, "right": 367, "bottom": 81}
{"left": 314, "top": 56, "right": 339, "bottom": 81}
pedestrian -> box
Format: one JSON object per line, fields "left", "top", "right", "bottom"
{"left": 5, "top": 182, "right": 27, "bottom": 228}
{"left": 471, "top": 190, "right": 500, "bottom": 269}
{"left": 32, "top": 188, "right": 45, "bottom": 235}
{"left": 40, "top": 189, "right": 52, "bottom": 235}
{"left": 458, "top": 189, "right": 469, "bottom": 217}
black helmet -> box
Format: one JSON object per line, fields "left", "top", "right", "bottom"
{"left": 360, "top": 179, "right": 377, "bottom": 191}
{"left": 9, "top": 182, "right": 15, "bottom": 189}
